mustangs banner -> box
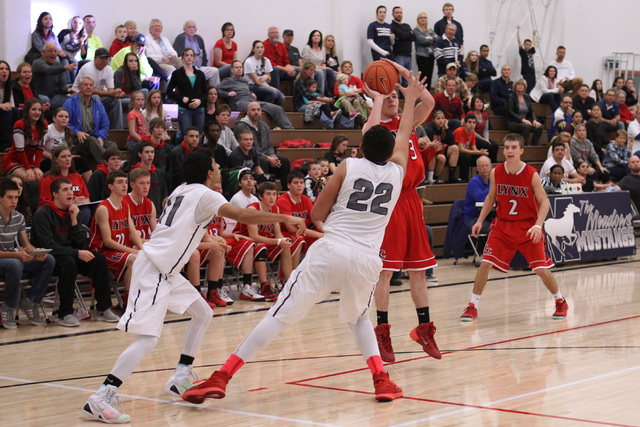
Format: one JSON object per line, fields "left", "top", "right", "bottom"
{"left": 543, "top": 191, "right": 636, "bottom": 264}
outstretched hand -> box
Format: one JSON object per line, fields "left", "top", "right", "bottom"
{"left": 363, "top": 83, "right": 391, "bottom": 101}
{"left": 380, "top": 57, "right": 410, "bottom": 80}
{"left": 397, "top": 72, "right": 427, "bottom": 101}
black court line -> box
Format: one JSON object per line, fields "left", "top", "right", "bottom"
{"left": 0, "top": 258, "right": 637, "bottom": 348}
{"left": 0, "top": 354, "right": 367, "bottom": 390}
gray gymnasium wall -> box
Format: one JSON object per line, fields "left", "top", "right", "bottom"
{"left": 1, "top": 0, "right": 637, "bottom": 87}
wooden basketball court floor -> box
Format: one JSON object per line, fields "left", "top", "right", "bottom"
{"left": 1, "top": 253, "right": 640, "bottom": 426}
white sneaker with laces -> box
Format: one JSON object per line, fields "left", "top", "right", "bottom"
{"left": 59, "top": 313, "right": 80, "bottom": 327}
{"left": 218, "top": 286, "right": 234, "bottom": 305}
{"left": 164, "top": 364, "right": 200, "bottom": 397}
{"left": 83, "top": 384, "right": 131, "bottom": 424}
{"left": 239, "top": 284, "right": 265, "bottom": 301}
{"left": 96, "top": 308, "right": 120, "bottom": 323}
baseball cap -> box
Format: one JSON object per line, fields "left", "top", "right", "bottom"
{"left": 283, "top": 29, "right": 294, "bottom": 36}
{"left": 94, "top": 48, "right": 109, "bottom": 58}
{"left": 238, "top": 168, "right": 253, "bottom": 181}
{"left": 446, "top": 62, "right": 458, "bottom": 69}
{"left": 134, "top": 33, "right": 146, "bottom": 45}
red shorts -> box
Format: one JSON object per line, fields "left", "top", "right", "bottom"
{"left": 380, "top": 190, "right": 436, "bottom": 271}
{"left": 1, "top": 160, "right": 25, "bottom": 175}
{"left": 420, "top": 147, "right": 437, "bottom": 167}
{"left": 283, "top": 232, "right": 319, "bottom": 251}
{"left": 264, "top": 235, "right": 305, "bottom": 262}
{"left": 101, "top": 250, "right": 133, "bottom": 282}
{"left": 482, "top": 217, "right": 554, "bottom": 273}
{"left": 200, "top": 237, "right": 254, "bottom": 269}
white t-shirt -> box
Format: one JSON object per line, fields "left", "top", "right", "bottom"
{"left": 539, "top": 156, "right": 576, "bottom": 179}
{"left": 548, "top": 59, "right": 575, "bottom": 81}
{"left": 243, "top": 56, "right": 273, "bottom": 83}
{"left": 43, "top": 124, "right": 69, "bottom": 153}
{"left": 230, "top": 190, "right": 259, "bottom": 209}
{"left": 143, "top": 183, "right": 227, "bottom": 275}
{"left": 72, "top": 61, "right": 115, "bottom": 92}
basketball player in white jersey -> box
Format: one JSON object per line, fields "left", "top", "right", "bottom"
{"left": 82, "top": 150, "right": 306, "bottom": 424}
{"left": 182, "top": 73, "right": 427, "bottom": 405}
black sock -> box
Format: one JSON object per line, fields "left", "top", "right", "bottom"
{"left": 194, "top": 285, "right": 202, "bottom": 293}
{"left": 448, "top": 167, "right": 456, "bottom": 180}
{"left": 377, "top": 310, "right": 388, "bottom": 325}
{"left": 103, "top": 374, "right": 123, "bottom": 388}
{"left": 417, "top": 307, "right": 430, "bottom": 324}
{"left": 207, "top": 280, "right": 219, "bottom": 293}
{"left": 243, "top": 273, "right": 252, "bottom": 285}
{"left": 179, "top": 354, "right": 195, "bottom": 366}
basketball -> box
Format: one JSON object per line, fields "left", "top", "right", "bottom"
{"left": 363, "top": 61, "right": 399, "bottom": 95}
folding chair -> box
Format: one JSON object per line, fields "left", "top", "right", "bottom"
{"left": 467, "top": 234, "right": 488, "bottom": 266}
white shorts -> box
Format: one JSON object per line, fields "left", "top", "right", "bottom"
{"left": 268, "top": 238, "right": 382, "bottom": 325}
{"left": 117, "top": 251, "right": 201, "bottom": 337}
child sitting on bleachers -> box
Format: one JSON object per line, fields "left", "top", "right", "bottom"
{"left": 303, "top": 160, "right": 326, "bottom": 202}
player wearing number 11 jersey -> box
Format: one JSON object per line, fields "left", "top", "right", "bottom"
{"left": 182, "top": 72, "right": 428, "bottom": 405}
{"left": 83, "top": 151, "right": 305, "bottom": 424}
{"left": 460, "top": 133, "right": 568, "bottom": 322}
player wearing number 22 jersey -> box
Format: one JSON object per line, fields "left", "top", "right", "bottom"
{"left": 182, "top": 76, "right": 428, "bottom": 406}
{"left": 89, "top": 199, "right": 134, "bottom": 282}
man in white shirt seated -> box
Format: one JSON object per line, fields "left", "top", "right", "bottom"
{"left": 540, "top": 139, "right": 585, "bottom": 185}
{"left": 548, "top": 46, "right": 582, "bottom": 95}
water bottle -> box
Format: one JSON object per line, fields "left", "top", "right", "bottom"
{"left": 165, "top": 114, "right": 172, "bottom": 130}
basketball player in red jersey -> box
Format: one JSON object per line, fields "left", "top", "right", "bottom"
{"left": 123, "top": 168, "right": 157, "bottom": 242}
{"left": 461, "top": 133, "right": 569, "bottom": 321}
{"left": 89, "top": 171, "right": 145, "bottom": 301}
{"left": 363, "top": 60, "right": 441, "bottom": 362}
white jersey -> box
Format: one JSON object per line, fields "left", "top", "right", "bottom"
{"left": 323, "top": 157, "right": 403, "bottom": 253}
{"left": 143, "top": 183, "right": 227, "bottom": 275}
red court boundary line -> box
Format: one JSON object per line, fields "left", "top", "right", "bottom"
{"left": 284, "top": 314, "right": 640, "bottom": 427}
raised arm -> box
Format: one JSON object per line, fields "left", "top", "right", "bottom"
{"left": 388, "top": 73, "right": 426, "bottom": 171}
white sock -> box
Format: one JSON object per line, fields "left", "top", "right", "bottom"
{"left": 234, "top": 315, "right": 287, "bottom": 362}
{"left": 470, "top": 293, "right": 481, "bottom": 307}
{"left": 181, "top": 297, "right": 213, "bottom": 357}
{"left": 111, "top": 335, "right": 159, "bottom": 381}
{"left": 427, "top": 171, "right": 434, "bottom": 181}
{"left": 553, "top": 292, "right": 563, "bottom": 300}
{"left": 349, "top": 315, "right": 379, "bottom": 361}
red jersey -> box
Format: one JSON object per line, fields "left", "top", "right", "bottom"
{"left": 234, "top": 201, "right": 276, "bottom": 238}
{"left": 205, "top": 215, "right": 225, "bottom": 237}
{"left": 39, "top": 173, "right": 90, "bottom": 206}
{"left": 275, "top": 192, "right": 313, "bottom": 227}
{"left": 453, "top": 127, "right": 476, "bottom": 149}
{"left": 123, "top": 193, "right": 154, "bottom": 240}
{"left": 380, "top": 115, "right": 424, "bottom": 189}
{"left": 2, "top": 120, "right": 47, "bottom": 171}
{"left": 494, "top": 162, "right": 540, "bottom": 221}
{"left": 89, "top": 199, "right": 132, "bottom": 250}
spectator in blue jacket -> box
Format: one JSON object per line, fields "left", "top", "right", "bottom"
{"left": 597, "top": 89, "right": 625, "bottom": 131}
{"left": 462, "top": 155, "right": 493, "bottom": 232}
{"left": 490, "top": 65, "right": 513, "bottom": 116}
{"left": 63, "top": 76, "right": 116, "bottom": 163}
{"left": 477, "top": 45, "right": 497, "bottom": 92}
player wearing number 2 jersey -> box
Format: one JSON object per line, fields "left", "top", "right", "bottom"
{"left": 363, "top": 60, "right": 441, "bottom": 364}
{"left": 89, "top": 171, "right": 144, "bottom": 303}
{"left": 83, "top": 150, "right": 305, "bottom": 424}
{"left": 460, "top": 133, "right": 568, "bottom": 322}
{"left": 182, "top": 71, "right": 428, "bottom": 405}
